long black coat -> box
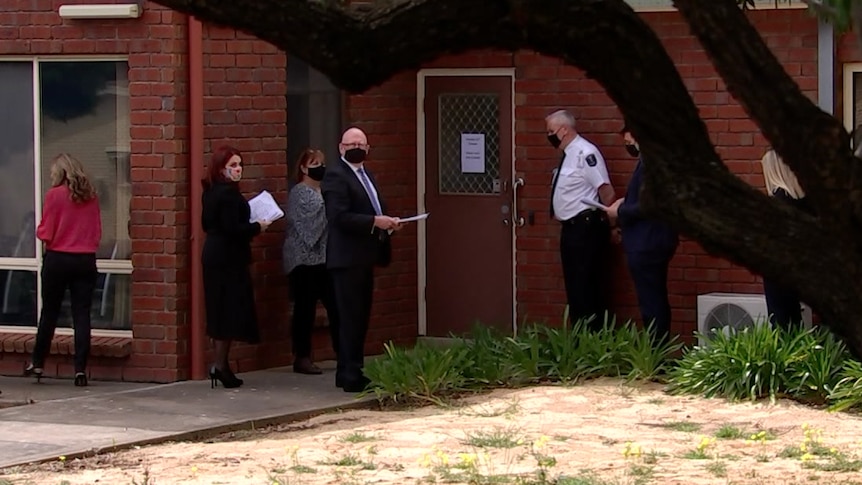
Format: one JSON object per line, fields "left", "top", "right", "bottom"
{"left": 201, "top": 181, "right": 261, "bottom": 342}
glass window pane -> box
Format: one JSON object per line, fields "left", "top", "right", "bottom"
{"left": 56, "top": 272, "right": 130, "bottom": 331}
{"left": 39, "top": 61, "right": 131, "bottom": 261}
{"left": 287, "top": 58, "right": 342, "bottom": 185}
{"left": 0, "top": 62, "right": 36, "bottom": 259}
{"left": 0, "top": 269, "right": 38, "bottom": 326}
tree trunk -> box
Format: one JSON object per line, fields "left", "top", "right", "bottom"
{"left": 151, "top": 0, "right": 862, "bottom": 357}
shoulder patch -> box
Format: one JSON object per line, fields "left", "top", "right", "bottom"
{"left": 586, "top": 154, "right": 597, "bottom": 167}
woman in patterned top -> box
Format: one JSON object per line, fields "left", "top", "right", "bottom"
{"left": 283, "top": 149, "right": 339, "bottom": 374}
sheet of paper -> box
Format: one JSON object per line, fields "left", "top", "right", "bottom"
{"left": 399, "top": 213, "right": 429, "bottom": 223}
{"left": 248, "top": 190, "right": 285, "bottom": 222}
{"left": 581, "top": 198, "right": 610, "bottom": 211}
{"left": 460, "top": 133, "right": 485, "bottom": 173}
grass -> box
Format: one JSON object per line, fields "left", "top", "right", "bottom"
{"left": 339, "top": 431, "right": 378, "bottom": 443}
{"left": 662, "top": 421, "right": 701, "bottom": 433}
{"left": 705, "top": 461, "right": 727, "bottom": 477}
{"left": 461, "top": 427, "right": 523, "bottom": 449}
{"left": 714, "top": 425, "right": 744, "bottom": 439}
{"left": 319, "top": 453, "right": 375, "bottom": 469}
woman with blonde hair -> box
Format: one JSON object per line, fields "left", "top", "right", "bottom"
{"left": 759, "top": 149, "right": 809, "bottom": 330}
{"left": 25, "top": 153, "right": 102, "bottom": 386}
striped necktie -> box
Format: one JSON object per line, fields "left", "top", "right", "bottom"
{"left": 358, "top": 167, "right": 383, "bottom": 216}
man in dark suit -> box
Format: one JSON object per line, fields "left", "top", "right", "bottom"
{"left": 605, "top": 125, "right": 678, "bottom": 347}
{"left": 321, "top": 127, "right": 402, "bottom": 392}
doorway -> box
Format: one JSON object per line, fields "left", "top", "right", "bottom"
{"left": 418, "top": 71, "right": 515, "bottom": 337}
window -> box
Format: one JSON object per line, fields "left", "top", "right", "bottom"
{"left": 0, "top": 59, "right": 132, "bottom": 333}
{"left": 287, "top": 57, "right": 344, "bottom": 183}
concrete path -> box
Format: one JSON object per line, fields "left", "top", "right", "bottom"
{"left": 0, "top": 362, "right": 373, "bottom": 469}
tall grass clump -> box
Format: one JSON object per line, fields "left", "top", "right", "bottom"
{"left": 828, "top": 360, "right": 862, "bottom": 412}
{"left": 365, "top": 309, "right": 679, "bottom": 405}
{"left": 666, "top": 322, "right": 848, "bottom": 403}
{"left": 363, "top": 341, "right": 472, "bottom": 405}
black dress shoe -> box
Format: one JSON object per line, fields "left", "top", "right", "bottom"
{"left": 341, "top": 376, "right": 371, "bottom": 393}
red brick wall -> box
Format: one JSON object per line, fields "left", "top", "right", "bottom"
{"left": 345, "top": 8, "right": 820, "bottom": 347}
{"left": 0, "top": 0, "right": 289, "bottom": 382}
{"left": 0, "top": 0, "right": 193, "bottom": 382}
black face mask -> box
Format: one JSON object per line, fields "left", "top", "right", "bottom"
{"left": 344, "top": 148, "right": 367, "bottom": 164}
{"left": 625, "top": 144, "right": 640, "bottom": 158}
{"left": 547, "top": 133, "right": 562, "bottom": 149}
{"left": 306, "top": 165, "right": 326, "bottom": 181}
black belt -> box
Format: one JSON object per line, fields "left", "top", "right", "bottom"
{"left": 560, "top": 208, "right": 608, "bottom": 226}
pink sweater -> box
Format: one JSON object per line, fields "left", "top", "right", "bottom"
{"left": 37, "top": 185, "right": 102, "bottom": 254}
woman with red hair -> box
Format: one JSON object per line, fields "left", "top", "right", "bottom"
{"left": 201, "top": 145, "right": 271, "bottom": 388}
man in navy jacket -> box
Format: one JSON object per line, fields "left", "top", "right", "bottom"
{"left": 605, "top": 126, "right": 678, "bottom": 346}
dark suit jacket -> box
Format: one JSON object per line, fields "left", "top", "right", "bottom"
{"left": 321, "top": 158, "right": 391, "bottom": 269}
{"left": 617, "top": 158, "right": 678, "bottom": 255}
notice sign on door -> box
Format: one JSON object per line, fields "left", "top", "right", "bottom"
{"left": 460, "top": 133, "right": 485, "bottom": 173}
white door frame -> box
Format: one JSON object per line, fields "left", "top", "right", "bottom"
{"left": 416, "top": 68, "right": 517, "bottom": 336}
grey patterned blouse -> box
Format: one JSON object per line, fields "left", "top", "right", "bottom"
{"left": 283, "top": 183, "right": 327, "bottom": 274}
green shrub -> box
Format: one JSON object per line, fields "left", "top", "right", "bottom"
{"left": 363, "top": 341, "right": 471, "bottom": 405}
{"left": 785, "top": 328, "right": 851, "bottom": 404}
{"left": 460, "top": 324, "right": 516, "bottom": 387}
{"left": 666, "top": 322, "right": 844, "bottom": 403}
{"left": 828, "top": 360, "right": 862, "bottom": 412}
{"left": 616, "top": 321, "right": 682, "bottom": 381}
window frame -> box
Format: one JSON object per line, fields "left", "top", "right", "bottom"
{"left": 843, "top": 63, "right": 862, "bottom": 133}
{"left": 0, "top": 56, "right": 133, "bottom": 337}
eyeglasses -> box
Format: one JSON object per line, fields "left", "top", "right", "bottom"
{"left": 341, "top": 142, "right": 369, "bottom": 150}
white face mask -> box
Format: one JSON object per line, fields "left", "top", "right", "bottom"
{"left": 223, "top": 166, "right": 242, "bottom": 182}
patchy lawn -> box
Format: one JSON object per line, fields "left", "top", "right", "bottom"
{"left": 3, "top": 378, "right": 862, "bottom": 484}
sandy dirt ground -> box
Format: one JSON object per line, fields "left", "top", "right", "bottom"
{"left": 3, "top": 378, "right": 862, "bottom": 484}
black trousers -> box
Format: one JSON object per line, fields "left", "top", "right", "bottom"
{"left": 626, "top": 250, "right": 674, "bottom": 346}
{"left": 329, "top": 265, "right": 374, "bottom": 384}
{"left": 32, "top": 251, "right": 97, "bottom": 373}
{"left": 288, "top": 264, "right": 339, "bottom": 359}
{"left": 560, "top": 211, "right": 610, "bottom": 330}
{"left": 763, "top": 277, "right": 803, "bottom": 331}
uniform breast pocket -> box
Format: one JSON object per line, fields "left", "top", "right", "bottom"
{"left": 558, "top": 166, "right": 582, "bottom": 182}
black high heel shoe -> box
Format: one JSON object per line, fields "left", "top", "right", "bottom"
{"left": 74, "top": 372, "right": 88, "bottom": 387}
{"left": 209, "top": 366, "right": 242, "bottom": 389}
{"left": 24, "top": 363, "right": 43, "bottom": 383}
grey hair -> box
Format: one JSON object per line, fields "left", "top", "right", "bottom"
{"left": 545, "top": 109, "right": 576, "bottom": 129}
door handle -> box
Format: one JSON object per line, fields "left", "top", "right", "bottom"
{"left": 512, "top": 177, "right": 525, "bottom": 227}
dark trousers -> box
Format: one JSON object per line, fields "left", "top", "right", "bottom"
{"left": 560, "top": 211, "right": 610, "bottom": 330}
{"left": 288, "top": 264, "right": 339, "bottom": 359}
{"left": 329, "top": 266, "right": 374, "bottom": 384}
{"left": 763, "top": 278, "right": 803, "bottom": 331}
{"left": 626, "top": 250, "right": 673, "bottom": 346}
{"left": 32, "top": 251, "right": 97, "bottom": 373}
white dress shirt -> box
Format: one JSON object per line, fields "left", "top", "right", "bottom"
{"left": 342, "top": 157, "right": 382, "bottom": 213}
{"left": 551, "top": 135, "right": 611, "bottom": 221}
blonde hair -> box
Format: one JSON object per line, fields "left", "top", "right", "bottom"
{"left": 50, "top": 153, "right": 96, "bottom": 203}
{"left": 760, "top": 149, "right": 805, "bottom": 200}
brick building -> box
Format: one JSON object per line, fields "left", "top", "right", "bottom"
{"left": 0, "top": 0, "right": 858, "bottom": 382}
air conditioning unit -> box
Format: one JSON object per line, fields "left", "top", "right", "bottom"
{"left": 696, "top": 292, "right": 812, "bottom": 345}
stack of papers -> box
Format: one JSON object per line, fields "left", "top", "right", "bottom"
{"left": 248, "top": 190, "right": 284, "bottom": 223}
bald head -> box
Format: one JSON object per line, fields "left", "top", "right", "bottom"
{"left": 339, "top": 126, "right": 370, "bottom": 163}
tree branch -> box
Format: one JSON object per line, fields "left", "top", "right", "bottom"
{"left": 673, "top": 0, "right": 862, "bottom": 232}
{"left": 149, "top": 0, "right": 862, "bottom": 352}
